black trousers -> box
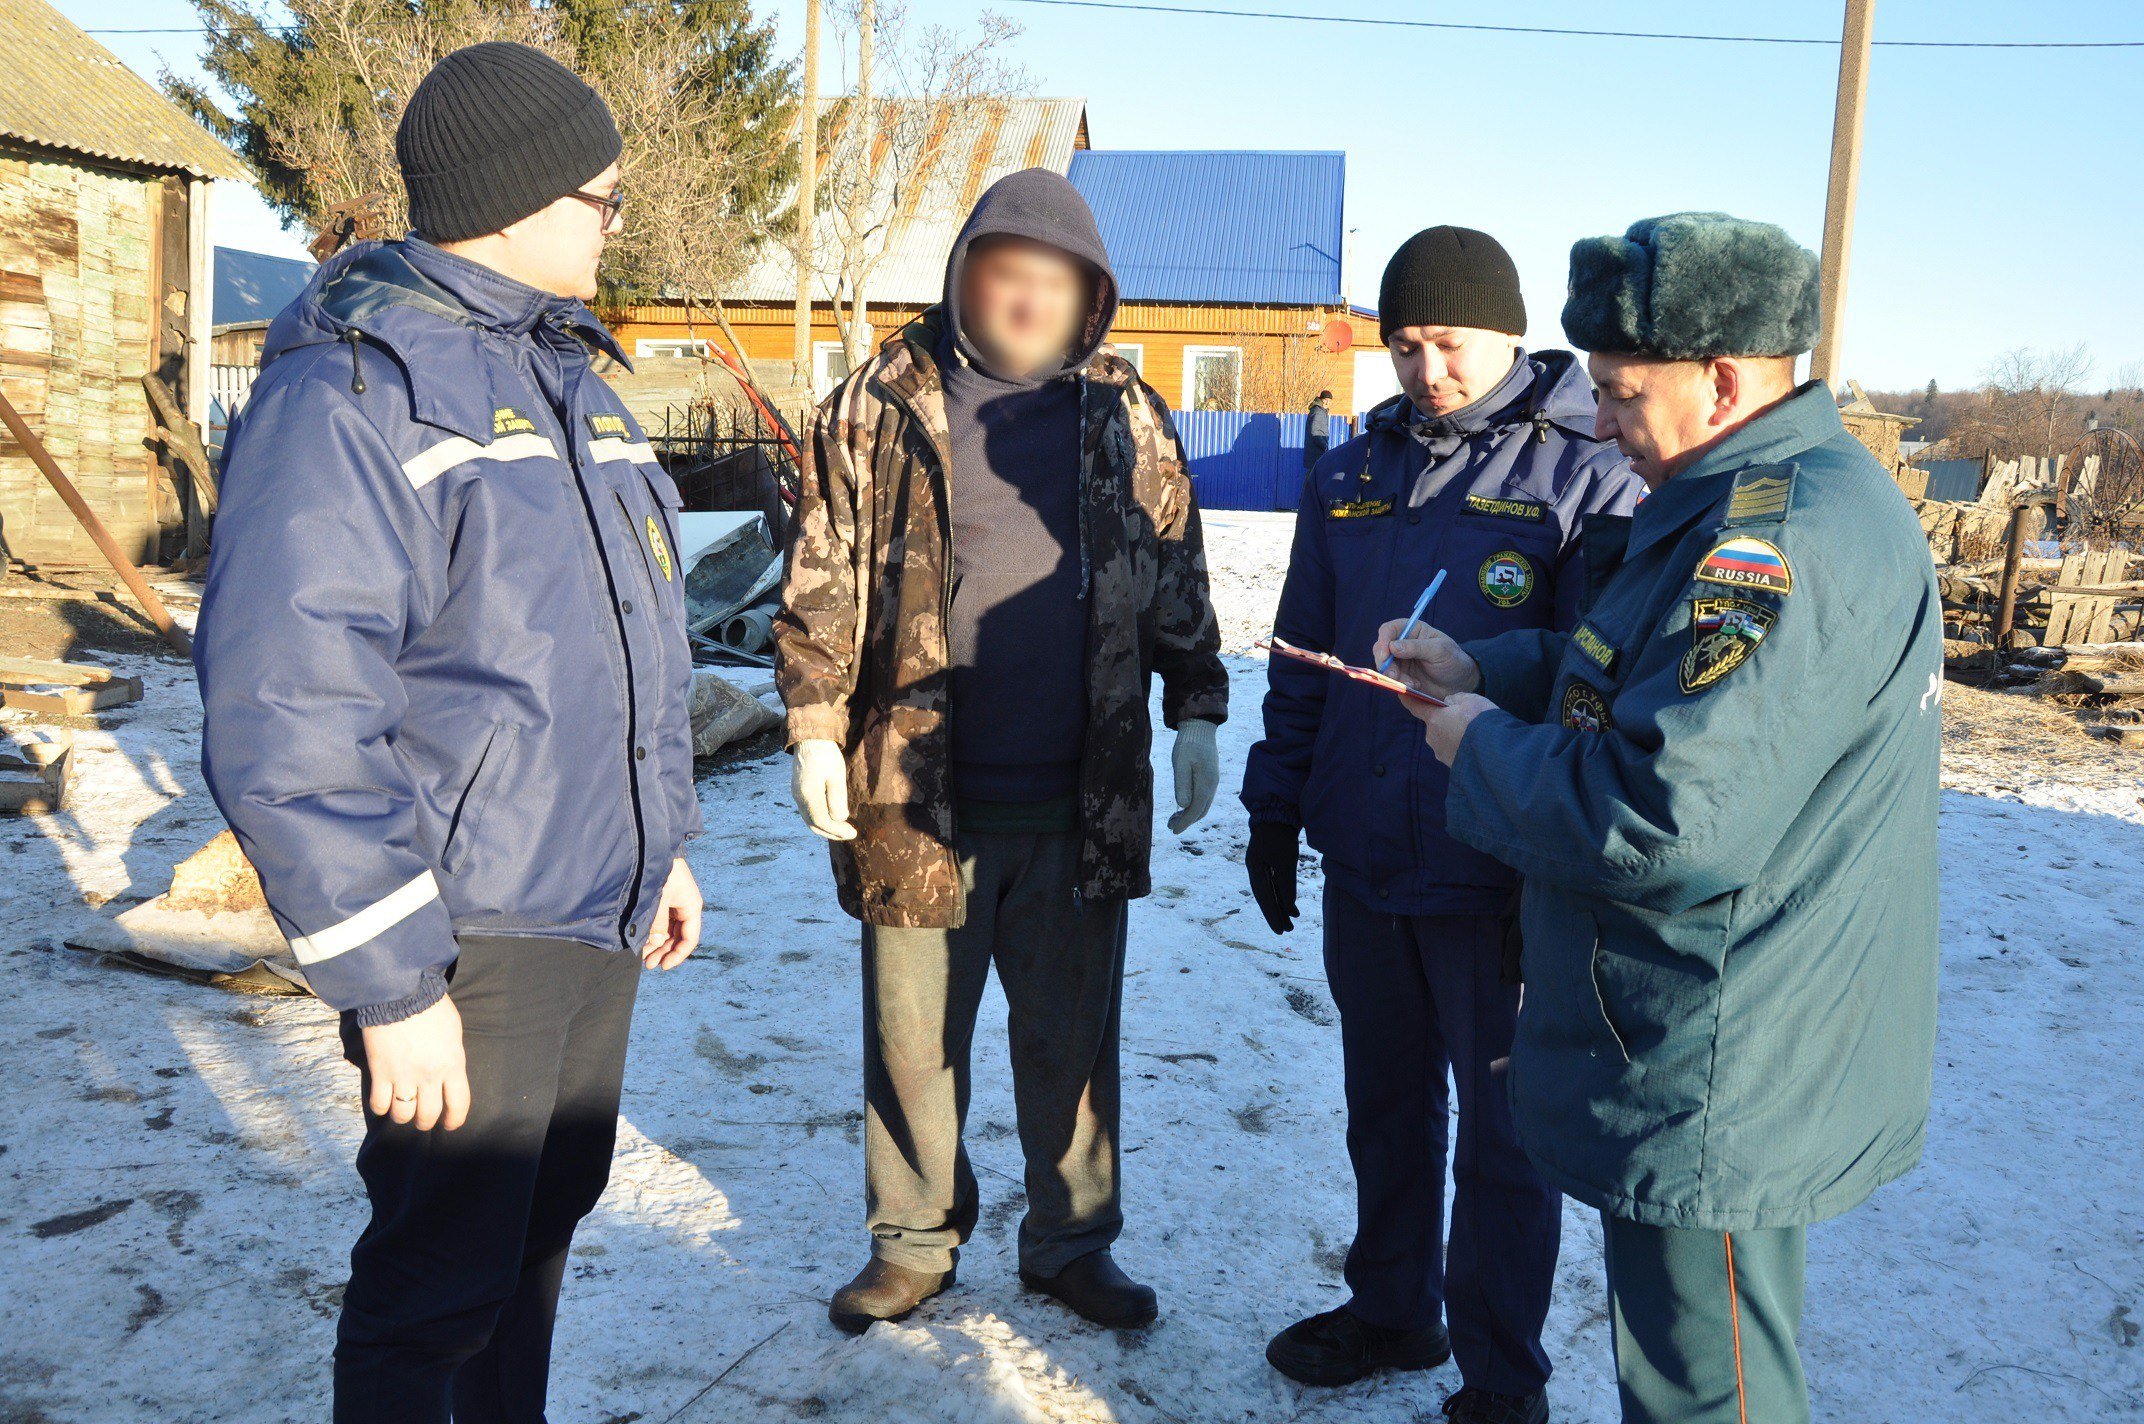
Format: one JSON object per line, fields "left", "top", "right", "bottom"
{"left": 1321, "top": 885, "right": 1563, "bottom": 1397}
{"left": 334, "top": 935, "right": 642, "bottom": 1424}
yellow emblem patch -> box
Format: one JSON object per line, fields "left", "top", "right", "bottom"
{"left": 492, "top": 406, "right": 536, "bottom": 436}
{"left": 645, "top": 516, "right": 673, "bottom": 582}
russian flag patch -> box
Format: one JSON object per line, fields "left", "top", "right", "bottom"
{"left": 1695, "top": 536, "right": 1792, "bottom": 595}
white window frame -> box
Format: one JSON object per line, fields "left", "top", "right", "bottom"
{"left": 634, "top": 338, "right": 711, "bottom": 359}
{"left": 1182, "top": 344, "right": 1243, "bottom": 412}
{"left": 1112, "top": 342, "right": 1145, "bottom": 374}
{"left": 812, "top": 341, "right": 854, "bottom": 398}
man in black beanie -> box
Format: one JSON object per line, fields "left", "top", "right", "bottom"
{"left": 198, "top": 42, "right": 703, "bottom": 1424}
{"left": 1242, "top": 227, "right": 1641, "bottom": 1424}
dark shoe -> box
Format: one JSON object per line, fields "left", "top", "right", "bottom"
{"left": 1267, "top": 1305, "right": 1451, "bottom": 1386}
{"left": 828, "top": 1257, "right": 955, "bottom": 1335}
{"left": 1441, "top": 1386, "right": 1549, "bottom": 1424}
{"left": 1018, "top": 1249, "right": 1159, "bottom": 1329}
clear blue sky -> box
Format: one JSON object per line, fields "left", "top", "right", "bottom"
{"left": 64, "top": 0, "right": 2144, "bottom": 391}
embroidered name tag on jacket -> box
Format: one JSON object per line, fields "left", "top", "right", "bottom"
{"left": 1681, "top": 596, "right": 1775, "bottom": 693}
{"left": 1561, "top": 680, "right": 1613, "bottom": 732}
{"left": 1572, "top": 621, "right": 1618, "bottom": 675}
{"left": 1695, "top": 536, "right": 1793, "bottom": 595}
{"left": 587, "top": 411, "right": 631, "bottom": 440}
{"left": 646, "top": 516, "right": 674, "bottom": 581}
{"left": 1463, "top": 493, "right": 1548, "bottom": 522}
{"left": 492, "top": 406, "right": 537, "bottom": 437}
{"left": 1328, "top": 497, "right": 1394, "bottom": 519}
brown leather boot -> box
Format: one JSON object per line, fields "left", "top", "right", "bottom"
{"left": 828, "top": 1257, "right": 956, "bottom": 1334}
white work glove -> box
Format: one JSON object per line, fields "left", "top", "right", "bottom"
{"left": 791, "top": 738, "right": 856, "bottom": 841}
{"left": 1168, "top": 718, "right": 1220, "bottom": 834}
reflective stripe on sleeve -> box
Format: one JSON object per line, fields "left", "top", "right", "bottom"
{"left": 287, "top": 871, "right": 442, "bottom": 966}
{"left": 588, "top": 435, "right": 657, "bottom": 465}
{"left": 401, "top": 432, "right": 559, "bottom": 489}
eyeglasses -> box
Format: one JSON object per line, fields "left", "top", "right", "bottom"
{"left": 568, "top": 187, "right": 625, "bottom": 226}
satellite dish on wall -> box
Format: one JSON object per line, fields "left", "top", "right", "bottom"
{"left": 1318, "top": 318, "right": 1355, "bottom": 354}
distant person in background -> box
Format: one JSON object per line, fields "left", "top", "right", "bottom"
{"left": 198, "top": 44, "right": 702, "bottom": 1424}
{"left": 775, "top": 168, "right": 1227, "bottom": 1336}
{"left": 1242, "top": 226, "right": 1641, "bottom": 1424}
{"left": 1305, "top": 388, "right": 1334, "bottom": 469}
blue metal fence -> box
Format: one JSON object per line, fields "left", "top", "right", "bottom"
{"left": 1916, "top": 457, "right": 1985, "bottom": 503}
{"left": 1177, "top": 410, "right": 1355, "bottom": 511}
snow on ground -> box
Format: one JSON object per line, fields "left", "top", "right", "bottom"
{"left": 2, "top": 516, "right": 2141, "bottom": 1423}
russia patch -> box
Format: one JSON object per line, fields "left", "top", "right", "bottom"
{"left": 1478, "top": 550, "right": 1535, "bottom": 608}
{"left": 1695, "top": 536, "right": 1792, "bottom": 595}
{"left": 1680, "top": 597, "right": 1776, "bottom": 693}
{"left": 1561, "top": 680, "right": 1613, "bottom": 733}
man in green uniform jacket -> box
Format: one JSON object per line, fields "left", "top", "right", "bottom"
{"left": 1377, "top": 212, "right": 1942, "bottom": 1424}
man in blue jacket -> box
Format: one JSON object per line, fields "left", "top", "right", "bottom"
{"left": 1241, "top": 227, "right": 1641, "bottom": 1424}
{"left": 196, "top": 45, "right": 701, "bottom": 1423}
{"left": 1381, "top": 213, "right": 1942, "bottom": 1424}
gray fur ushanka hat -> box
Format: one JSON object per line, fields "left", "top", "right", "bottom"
{"left": 1561, "top": 212, "right": 1820, "bottom": 360}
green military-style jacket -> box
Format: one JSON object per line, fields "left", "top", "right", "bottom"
{"left": 1446, "top": 383, "right": 1942, "bottom": 1230}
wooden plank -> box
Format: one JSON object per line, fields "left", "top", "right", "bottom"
{"left": 0, "top": 656, "right": 142, "bottom": 714}
{"left": 0, "top": 732, "right": 69, "bottom": 813}
{"left": 0, "top": 654, "right": 120, "bottom": 685}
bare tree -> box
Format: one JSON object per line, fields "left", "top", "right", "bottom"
{"left": 1942, "top": 344, "right": 2095, "bottom": 460}
{"left": 810, "top": 2, "right": 1028, "bottom": 369}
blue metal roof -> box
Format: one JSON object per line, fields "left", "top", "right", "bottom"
{"left": 213, "top": 246, "right": 313, "bottom": 328}
{"left": 1068, "top": 150, "right": 1344, "bottom": 307}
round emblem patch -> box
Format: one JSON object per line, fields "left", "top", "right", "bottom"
{"left": 1478, "top": 550, "right": 1535, "bottom": 608}
{"left": 1560, "top": 680, "right": 1613, "bottom": 733}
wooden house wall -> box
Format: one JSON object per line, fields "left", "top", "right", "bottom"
{"left": 608, "top": 299, "right": 1373, "bottom": 412}
{"left": 0, "top": 146, "right": 159, "bottom": 567}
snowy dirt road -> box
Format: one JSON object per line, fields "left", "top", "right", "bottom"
{"left": 2, "top": 513, "right": 2141, "bottom": 1423}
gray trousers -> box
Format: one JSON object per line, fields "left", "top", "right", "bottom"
{"left": 861, "top": 828, "right": 1128, "bottom": 1276}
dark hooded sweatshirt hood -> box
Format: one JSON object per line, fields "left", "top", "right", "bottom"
{"left": 935, "top": 168, "right": 1119, "bottom": 810}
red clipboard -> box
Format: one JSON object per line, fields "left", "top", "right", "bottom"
{"left": 1262, "top": 637, "right": 1447, "bottom": 707}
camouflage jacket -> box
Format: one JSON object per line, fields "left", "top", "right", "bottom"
{"left": 774, "top": 309, "right": 1228, "bottom": 927}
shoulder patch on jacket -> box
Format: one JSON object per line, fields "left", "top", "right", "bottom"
{"left": 1695, "top": 536, "right": 1792, "bottom": 595}
{"left": 1680, "top": 596, "right": 1775, "bottom": 693}
{"left": 1561, "top": 679, "right": 1613, "bottom": 732}
{"left": 1723, "top": 465, "right": 1796, "bottom": 526}
{"left": 586, "top": 411, "right": 630, "bottom": 440}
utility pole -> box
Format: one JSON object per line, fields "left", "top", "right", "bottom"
{"left": 793, "top": 0, "right": 821, "bottom": 392}
{"left": 1811, "top": 0, "right": 1875, "bottom": 393}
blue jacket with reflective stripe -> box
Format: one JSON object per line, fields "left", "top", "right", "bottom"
{"left": 1240, "top": 350, "right": 1642, "bottom": 914}
{"left": 196, "top": 239, "right": 700, "bottom": 1020}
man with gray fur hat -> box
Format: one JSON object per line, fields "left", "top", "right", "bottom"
{"left": 1378, "top": 212, "right": 1941, "bottom": 1424}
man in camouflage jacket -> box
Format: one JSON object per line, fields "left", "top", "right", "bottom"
{"left": 774, "top": 169, "right": 1227, "bottom": 1333}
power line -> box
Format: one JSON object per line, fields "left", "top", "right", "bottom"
{"left": 1001, "top": 0, "right": 2144, "bottom": 49}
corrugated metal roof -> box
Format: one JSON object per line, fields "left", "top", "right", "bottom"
{"left": 213, "top": 246, "right": 313, "bottom": 328}
{"left": 0, "top": 0, "right": 250, "bottom": 181}
{"left": 731, "top": 97, "right": 1089, "bottom": 306}
{"left": 1069, "top": 150, "right": 1344, "bottom": 307}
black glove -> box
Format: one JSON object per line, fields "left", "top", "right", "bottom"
{"left": 1246, "top": 821, "right": 1301, "bottom": 935}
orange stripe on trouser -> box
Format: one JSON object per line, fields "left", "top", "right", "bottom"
{"left": 1724, "top": 1232, "right": 1748, "bottom": 1424}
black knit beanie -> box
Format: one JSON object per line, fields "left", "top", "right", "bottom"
{"left": 1379, "top": 226, "right": 1526, "bottom": 341}
{"left": 396, "top": 43, "right": 621, "bottom": 243}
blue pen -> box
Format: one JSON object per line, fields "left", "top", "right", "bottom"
{"left": 1377, "top": 569, "right": 1447, "bottom": 672}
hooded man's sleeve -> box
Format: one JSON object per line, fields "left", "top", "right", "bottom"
{"left": 1239, "top": 469, "right": 1331, "bottom": 824}
{"left": 773, "top": 386, "right": 865, "bottom": 746}
{"left": 196, "top": 373, "right": 456, "bottom": 1024}
{"left": 1141, "top": 386, "right": 1228, "bottom": 728}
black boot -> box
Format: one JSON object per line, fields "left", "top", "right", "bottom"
{"left": 1441, "top": 1386, "right": 1549, "bottom": 1424}
{"left": 1018, "top": 1249, "right": 1158, "bottom": 1328}
{"left": 1266, "top": 1305, "right": 1451, "bottom": 1387}
{"left": 828, "top": 1257, "right": 956, "bottom": 1335}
